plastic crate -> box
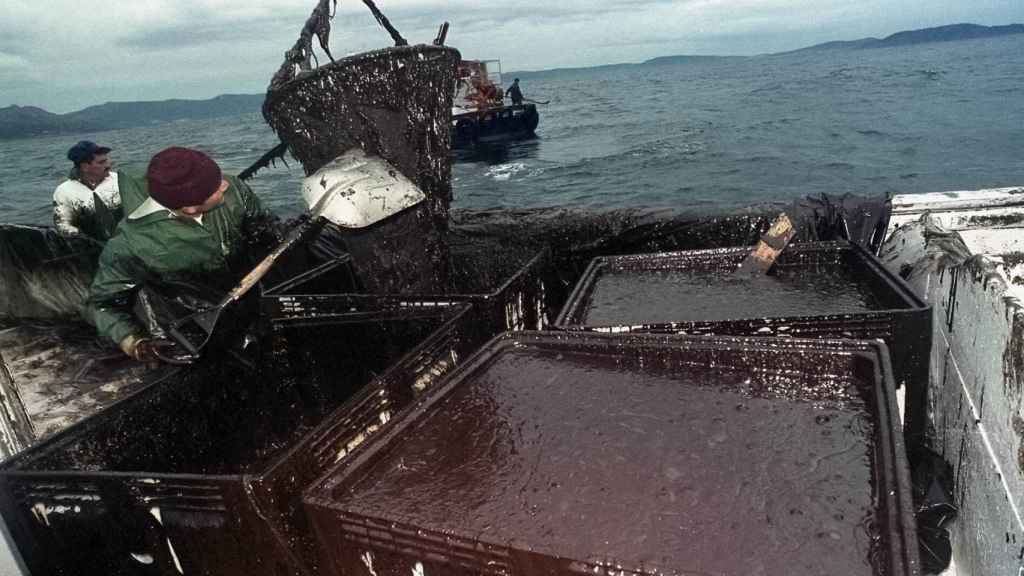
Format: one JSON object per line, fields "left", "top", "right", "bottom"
{"left": 304, "top": 331, "right": 920, "bottom": 576}
{"left": 0, "top": 303, "right": 488, "bottom": 576}
{"left": 261, "top": 248, "right": 551, "bottom": 334}
{"left": 554, "top": 241, "right": 932, "bottom": 443}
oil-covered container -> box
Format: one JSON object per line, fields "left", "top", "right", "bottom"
{"left": 555, "top": 241, "right": 931, "bottom": 443}
{"left": 0, "top": 303, "right": 488, "bottom": 576}
{"left": 262, "top": 249, "right": 552, "bottom": 334}
{"left": 304, "top": 331, "right": 920, "bottom": 576}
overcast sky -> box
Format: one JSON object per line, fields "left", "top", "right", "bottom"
{"left": 3, "top": 0, "right": 1023, "bottom": 113}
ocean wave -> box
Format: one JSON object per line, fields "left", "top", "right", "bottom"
{"left": 740, "top": 155, "right": 781, "bottom": 164}
{"left": 823, "top": 162, "right": 855, "bottom": 170}
{"left": 484, "top": 162, "right": 530, "bottom": 181}
{"left": 826, "top": 66, "right": 876, "bottom": 80}
{"left": 749, "top": 117, "right": 800, "bottom": 129}
{"left": 749, "top": 82, "right": 787, "bottom": 95}
{"left": 624, "top": 137, "right": 705, "bottom": 160}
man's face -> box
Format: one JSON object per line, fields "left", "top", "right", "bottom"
{"left": 80, "top": 153, "right": 112, "bottom": 183}
{"left": 177, "top": 179, "right": 229, "bottom": 216}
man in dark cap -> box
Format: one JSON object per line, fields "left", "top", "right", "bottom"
{"left": 53, "top": 140, "right": 124, "bottom": 240}
{"left": 88, "top": 146, "right": 276, "bottom": 361}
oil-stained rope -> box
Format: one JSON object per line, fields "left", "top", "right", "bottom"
{"left": 362, "top": 0, "right": 407, "bottom": 46}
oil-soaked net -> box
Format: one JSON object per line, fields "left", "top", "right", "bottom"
{"left": 257, "top": 1, "right": 461, "bottom": 292}
{"left": 263, "top": 44, "right": 460, "bottom": 293}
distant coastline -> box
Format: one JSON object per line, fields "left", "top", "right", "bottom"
{"left": 0, "top": 94, "right": 263, "bottom": 141}
{"left": 776, "top": 22, "right": 1024, "bottom": 54}
{"left": 2, "top": 22, "right": 1021, "bottom": 140}
{"left": 515, "top": 23, "right": 1024, "bottom": 75}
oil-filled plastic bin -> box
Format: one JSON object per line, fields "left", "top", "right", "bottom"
{"left": 261, "top": 248, "right": 551, "bottom": 334}
{"left": 303, "top": 331, "right": 920, "bottom": 576}
{"left": 554, "top": 240, "right": 932, "bottom": 443}
{"left": 0, "top": 302, "right": 489, "bottom": 576}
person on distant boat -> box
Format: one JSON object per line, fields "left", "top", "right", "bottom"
{"left": 88, "top": 146, "right": 277, "bottom": 362}
{"left": 468, "top": 77, "right": 502, "bottom": 110}
{"left": 506, "top": 78, "right": 524, "bottom": 106}
{"left": 486, "top": 82, "right": 503, "bottom": 106}
{"left": 53, "top": 140, "right": 123, "bottom": 241}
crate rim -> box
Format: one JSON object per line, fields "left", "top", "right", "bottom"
{"left": 265, "top": 247, "right": 550, "bottom": 304}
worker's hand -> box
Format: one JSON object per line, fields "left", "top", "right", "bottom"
{"left": 119, "top": 335, "right": 196, "bottom": 365}
{"left": 119, "top": 335, "right": 164, "bottom": 363}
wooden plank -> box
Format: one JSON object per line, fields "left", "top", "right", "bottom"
{"left": 735, "top": 213, "right": 795, "bottom": 275}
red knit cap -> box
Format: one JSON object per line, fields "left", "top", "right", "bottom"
{"left": 146, "top": 147, "right": 223, "bottom": 209}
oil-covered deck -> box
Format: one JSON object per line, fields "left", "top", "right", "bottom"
{"left": 0, "top": 322, "right": 168, "bottom": 453}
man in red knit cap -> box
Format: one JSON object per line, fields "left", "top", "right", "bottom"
{"left": 89, "top": 146, "right": 276, "bottom": 361}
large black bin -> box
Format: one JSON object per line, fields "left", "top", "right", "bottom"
{"left": 554, "top": 241, "right": 932, "bottom": 443}
{"left": 261, "top": 248, "right": 552, "bottom": 334}
{"left": 0, "top": 303, "right": 489, "bottom": 576}
{"left": 304, "top": 331, "right": 920, "bottom": 576}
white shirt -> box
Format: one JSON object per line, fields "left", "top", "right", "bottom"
{"left": 52, "top": 171, "right": 121, "bottom": 235}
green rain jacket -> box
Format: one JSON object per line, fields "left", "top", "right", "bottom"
{"left": 89, "top": 174, "right": 272, "bottom": 346}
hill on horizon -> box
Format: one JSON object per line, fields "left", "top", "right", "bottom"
{"left": 3, "top": 22, "right": 1022, "bottom": 140}
{"left": 780, "top": 22, "right": 1024, "bottom": 54}
{"left": 515, "top": 22, "right": 1024, "bottom": 74}
{"left": 0, "top": 94, "right": 264, "bottom": 140}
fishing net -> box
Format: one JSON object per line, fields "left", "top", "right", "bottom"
{"left": 263, "top": 44, "right": 460, "bottom": 293}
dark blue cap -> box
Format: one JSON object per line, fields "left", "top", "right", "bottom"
{"left": 67, "top": 141, "right": 111, "bottom": 165}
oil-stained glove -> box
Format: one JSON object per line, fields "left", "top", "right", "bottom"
{"left": 119, "top": 335, "right": 197, "bottom": 365}
{"left": 119, "top": 335, "right": 165, "bottom": 363}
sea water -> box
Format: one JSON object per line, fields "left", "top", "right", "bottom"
{"left": 2, "top": 34, "right": 1024, "bottom": 225}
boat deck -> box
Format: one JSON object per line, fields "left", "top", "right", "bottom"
{"left": 0, "top": 187, "right": 1022, "bottom": 575}
{"left": 882, "top": 186, "right": 1024, "bottom": 576}
{"left": 0, "top": 322, "right": 168, "bottom": 452}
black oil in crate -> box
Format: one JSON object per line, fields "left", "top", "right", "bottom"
{"left": 304, "top": 331, "right": 920, "bottom": 576}
{"left": 555, "top": 241, "right": 932, "bottom": 444}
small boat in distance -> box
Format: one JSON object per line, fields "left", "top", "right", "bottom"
{"left": 451, "top": 59, "right": 540, "bottom": 149}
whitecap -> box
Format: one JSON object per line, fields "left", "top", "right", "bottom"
{"left": 485, "top": 162, "right": 528, "bottom": 181}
